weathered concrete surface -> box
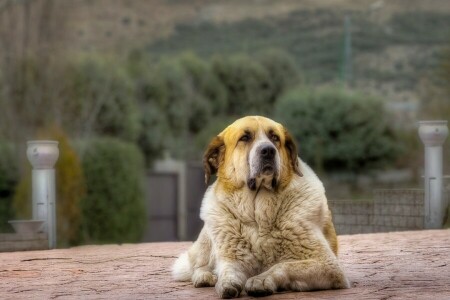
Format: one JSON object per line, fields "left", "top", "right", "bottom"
{"left": 0, "top": 230, "right": 449, "bottom": 299}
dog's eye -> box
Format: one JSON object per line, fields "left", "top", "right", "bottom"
{"left": 271, "top": 135, "right": 280, "bottom": 143}
{"left": 239, "top": 134, "right": 251, "bottom": 142}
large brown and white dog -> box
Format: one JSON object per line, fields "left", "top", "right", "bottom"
{"left": 172, "top": 116, "right": 349, "bottom": 298}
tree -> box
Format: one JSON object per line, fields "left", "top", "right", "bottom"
{"left": 211, "top": 54, "right": 272, "bottom": 116}
{"left": 255, "top": 49, "right": 300, "bottom": 109}
{"left": 63, "top": 56, "right": 141, "bottom": 144}
{"left": 177, "top": 52, "right": 228, "bottom": 118}
{"left": 275, "top": 86, "right": 400, "bottom": 173}
{"left": 133, "top": 54, "right": 226, "bottom": 162}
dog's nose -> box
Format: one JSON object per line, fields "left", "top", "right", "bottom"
{"left": 261, "top": 145, "right": 276, "bottom": 160}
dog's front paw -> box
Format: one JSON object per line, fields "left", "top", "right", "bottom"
{"left": 216, "top": 279, "right": 243, "bottom": 299}
{"left": 193, "top": 270, "right": 217, "bottom": 288}
{"left": 245, "top": 275, "right": 277, "bottom": 297}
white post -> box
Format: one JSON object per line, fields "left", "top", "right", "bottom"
{"left": 27, "top": 141, "right": 59, "bottom": 249}
{"left": 418, "top": 121, "right": 448, "bottom": 229}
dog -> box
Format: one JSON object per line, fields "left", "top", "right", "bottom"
{"left": 172, "top": 116, "right": 349, "bottom": 298}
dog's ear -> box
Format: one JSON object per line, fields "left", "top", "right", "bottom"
{"left": 284, "top": 129, "right": 303, "bottom": 177}
{"left": 203, "top": 135, "right": 225, "bottom": 184}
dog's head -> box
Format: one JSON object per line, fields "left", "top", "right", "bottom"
{"left": 203, "top": 116, "right": 302, "bottom": 192}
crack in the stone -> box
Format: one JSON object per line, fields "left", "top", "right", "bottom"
{"left": 21, "top": 258, "right": 72, "bottom": 262}
{"left": 70, "top": 254, "right": 177, "bottom": 265}
{"left": 50, "top": 293, "right": 73, "bottom": 299}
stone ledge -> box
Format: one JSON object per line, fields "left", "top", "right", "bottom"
{"left": 0, "top": 229, "right": 449, "bottom": 299}
{"left": 0, "top": 233, "right": 48, "bottom": 252}
{"left": 0, "top": 233, "right": 47, "bottom": 242}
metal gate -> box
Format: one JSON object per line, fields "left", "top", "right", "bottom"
{"left": 143, "top": 172, "right": 178, "bottom": 242}
{"left": 143, "top": 161, "right": 207, "bottom": 242}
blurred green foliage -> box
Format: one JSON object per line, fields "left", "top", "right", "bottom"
{"left": 64, "top": 56, "right": 141, "bottom": 142}
{"left": 275, "top": 86, "right": 400, "bottom": 173}
{"left": 130, "top": 50, "right": 298, "bottom": 162}
{"left": 210, "top": 50, "right": 298, "bottom": 116}
{"left": 133, "top": 54, "right": 220, "bottom": 161}
{"left": 178, "top": 53, "right": 228, "bottom": 117}
{"left": 79, "top": 138, "right": 146, "bottom": 244}
{"left": 211, "top": 54, "right": 272, "bottom": 116}
{"left": 255, "top": 49, "right": 300, "bottom": 106}
{"left": 0, "top": 142, "right": 18, "bottom": 232}
{"left": 49, "top": 127, "right": 86, "bottom": 247}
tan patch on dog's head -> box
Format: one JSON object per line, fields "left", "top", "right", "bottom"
{"left": 203, "top": 116, "right": 302, "bottom": 192}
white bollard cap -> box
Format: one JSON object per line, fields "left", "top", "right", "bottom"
{"left": 27, "top": 140, "right": 59, "bottom": 169}
{"left": 418, "top": 121, "right": 448, "bottom": 147}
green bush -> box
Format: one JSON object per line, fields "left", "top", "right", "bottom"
{"left": 275, "top": 86, "right": 400, "bottom": 173}
{"left": 211, "top": 54, "right": 272, "bottom": 116}
{"left": 209, "top": 51, "right": 299, "bottom": 117}
{"left": 255, "top": 49, "right": 300, "bottom": 108}
{"left": 64, "top": 56, "right": 141, "bottom": 142}
{"left": 178, "top": 52, "right": 228, "bottom": 117}
{"left": 133, "top": 53, "right": 227, "bottom": 162}
{"left": 0, "top": 141, "right": 18, "bottom": 232}
{"left": 79, "top": 138, "right": 146, "bottom": 244}
{"left": 156, "top": 57, "right": 212, "bottom": 134}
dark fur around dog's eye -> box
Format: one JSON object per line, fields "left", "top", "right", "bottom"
{"left": 239, "top": 131, "right": 252, "bottom": 142}
{"left": 267, "top": 129, "right": 280, "bottom": 143}
{"left": 239, "top": 135, "right": 250, "bottom": 142}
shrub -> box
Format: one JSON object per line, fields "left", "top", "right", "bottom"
{"left": 275, "top": 86, "right": 400, "bottom": 173}
{"left": 178, "top": 52, "right": 228, "bottom": 117}
{"left": 63, "top": 56, "right": 141, "bottom": 142}
{"left": 134, "top": 54, "right": 226, "bottom": 162}
{"left": 255, "top": 49, "right": 300, "bottom": 109}
{"left": 211, "top": 54, "right": 272, "bottom": 116}
{"left": 13, "top": 126, "right": 86, "bottom": 246}
{"left": 79, "top": 138, "right": 146, "bottom": 244}
{"left": 0, "top": 141, "right": 18, "bottom": 232}
{"left": 156, "top": 58, "right": 212, "bottom": 135}
{"left": 210, "top": 51, "right": 299, "bottom": 117}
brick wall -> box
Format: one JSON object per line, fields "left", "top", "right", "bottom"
{"left": 329, "top": 189, "right": 425, "bottom": 235}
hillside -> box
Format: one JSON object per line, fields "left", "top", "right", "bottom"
{"left": 2, "top": 0, "right": 450, "bottom": 124}
{"left": 54, "top": 0, "right": 450, "bottom": 54}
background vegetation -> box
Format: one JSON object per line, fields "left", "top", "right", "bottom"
{"left": 275, "top": 87, "right": 400, "bottom": 174}
{"left": 79, "top": 138, "right": 146, "bottom": 244}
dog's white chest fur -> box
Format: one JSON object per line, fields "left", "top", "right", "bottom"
{"left": 198, "top": 161, "right": 331, "bottom": 269}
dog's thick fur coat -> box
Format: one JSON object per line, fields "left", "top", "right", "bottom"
{"left": 172, "top": 116, "right": 349, "bottom": 298}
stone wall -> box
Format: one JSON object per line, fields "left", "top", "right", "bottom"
{"left": 329, "top": 189, "right": 425, "bottom": 235}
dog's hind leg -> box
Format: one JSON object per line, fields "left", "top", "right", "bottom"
{"left": 172, "top": 227, "right": 217, "bottom": 287}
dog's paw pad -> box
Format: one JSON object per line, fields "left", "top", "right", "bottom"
{"left": 245, "top": 276, "right": 276, "bottom": 297}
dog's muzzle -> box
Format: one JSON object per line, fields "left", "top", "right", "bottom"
{"left": 247, "top": 143, "right": 279, "bottom": 191}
